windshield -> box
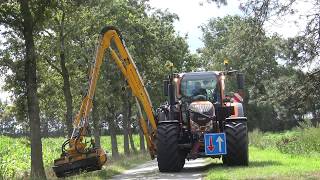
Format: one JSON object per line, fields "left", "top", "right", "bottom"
{"left": 180, "top": 74, "right": 219, "bottom": 101}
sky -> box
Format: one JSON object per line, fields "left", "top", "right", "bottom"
{"left": 148, "top": 0, "right": 243, "bottom": 52}
{"left": 0, "top": 0, "right": 314, "bottom": 102}
{"left": 148, "top": 0, "right": 312, "bottom": 52}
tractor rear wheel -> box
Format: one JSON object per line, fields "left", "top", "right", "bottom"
{"left": 157, "top": 123, "right": 185, "bottom": 172}
{"left": 223, "top": 121, "right": 248, "bottom": 166}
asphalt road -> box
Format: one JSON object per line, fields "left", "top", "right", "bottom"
{"left": 112, "top": 158, "right": 215, "bottom": 180}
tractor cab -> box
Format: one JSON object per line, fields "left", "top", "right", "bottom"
{"left": 178, "top": 72, "right": 220, "bottom": 103}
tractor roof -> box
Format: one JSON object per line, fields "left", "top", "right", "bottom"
{"left": 177, "top": 71, "right": 220, "bottom": 78}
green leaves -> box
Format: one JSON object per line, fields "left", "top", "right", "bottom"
{"left": 199, "top": 15, "right": 316, "bottom": 130}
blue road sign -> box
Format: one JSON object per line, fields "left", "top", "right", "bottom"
{"left": 204, "top": 133, "right": 227, "bottom": 155}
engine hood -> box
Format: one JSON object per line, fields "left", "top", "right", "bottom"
{"left": 189, "top": 101, "right": 215, "bottom": 115}
{"left": 189, "top": 101, "right": 215, "bottom": 126}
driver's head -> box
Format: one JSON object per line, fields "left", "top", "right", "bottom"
{"left": 194, "top": 82, "right": 202, "bottom": 89}
{"left": 203, "top": 80, "right": 210, "bottom": 88}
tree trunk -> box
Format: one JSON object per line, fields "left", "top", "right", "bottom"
{"left": 123, "top": 96, "right": 130, "bottom": 155}
{"left": 42, "top": 119, "right": 49, "bottom": 137}
{"left": 19, "top": 0, "right": 46, "bottom": 179}
{"left": 59, "top": 11, "right": 73, "bottom": 137}
{"left": 92, "top": 98, "right": 101, "bottom": 148}
{"left": 129, "top": 126, "right": 137, "bottom": 153}
{"left": 109, "top": 115, "right": 119, "bottom": 159}
{"left": 138, "top": 118, "right": 146, "bottom": 152}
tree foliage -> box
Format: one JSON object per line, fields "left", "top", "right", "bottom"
{"left": 0, "top": 0, "right": 196, "bottom": 177}
{"left": 199, "top": 15, "right": 317, "bottom": 130}
{"left": 1, "top": 0, "right": 320, "bottom": 178}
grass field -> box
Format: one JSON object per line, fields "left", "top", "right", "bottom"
{"left": 206, "top": 147, "right": 320, "bottom": 179}
{"left": 0, "top": 135, "right": 147, "bottom": 179}
{"left": 206, "top": 126, "right": 320, "bottom": 179}
{"left": 2, "top": 126, "right": 320, "bottom": 179}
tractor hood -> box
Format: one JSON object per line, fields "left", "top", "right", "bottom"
{"left": 189, "top": 101, "right": 215, "bottom": 126}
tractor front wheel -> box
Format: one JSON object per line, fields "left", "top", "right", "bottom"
{"left": 157, "top": 123, "right": 185, "bottom": 172}
{"left": 223, "top": 121, "right": 249, "bottom": 166}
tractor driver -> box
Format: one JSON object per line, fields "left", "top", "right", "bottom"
{"left": 203, "top": 80, "right": 219, "bottom": 103}
{"left": 192, "top": 82, "right": 207, "bottom": 97}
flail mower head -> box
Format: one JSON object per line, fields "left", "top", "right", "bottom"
{"left": 52, "top": 137, "right": 107, "bottom": 178}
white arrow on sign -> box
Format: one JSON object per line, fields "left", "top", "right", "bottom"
{"left": 216, "top": 136, "right": 224, "bottom": 152}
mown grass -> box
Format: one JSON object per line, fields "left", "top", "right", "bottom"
{"left": 206, "top": 126, "right": 320, "bottom": 179}
{"left": 206, "top": 147, "right": 320, "bottom": 179}
{"left": 0, "top": 135, "right": 146, "bottom": 179}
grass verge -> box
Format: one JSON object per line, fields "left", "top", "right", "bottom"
{"left": 0, "top": 135, "right": 144, "bottom": 179}
{"left": 249, "top": 127, "right": 320, "bottom": 155}
{"left": 205, "top": 147, "right": 320, "bottom": 179}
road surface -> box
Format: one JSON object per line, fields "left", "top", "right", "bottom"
{"left": 112, "top": 158, "right": 217, "bottom": 180}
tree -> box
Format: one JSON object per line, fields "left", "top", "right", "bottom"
{"left": 121, "top": 91, "right": 131, "bottom": 155}
{"left": 128, "top": 116, "right": 138, "bottom": 153}
{"left": 199, "top": 15, "right": 301, "bottom": 130}
{"left": 1, "top": 0, "right": 197, "bottom": 168}
{"left": 18, "top": 1, "right": 47, "bottom": 178}
{"left": 0, "top": 29, "right": 28, "bottom": 133}
{"left": 242, "top": 0, "right": 320, "bottom": 124}
{"left": 40, "top": 1, "right": 87, "bottom": 136}
{"left": 138, "top": 114, "right": 146, "bottom": 152}
{"left": 0, "top": 0, "right": 52, "bottom": 178}
{"left": 0, "top": 102, "right": 19, "bottom": 136}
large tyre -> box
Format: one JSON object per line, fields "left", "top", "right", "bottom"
{"left": 223, "top": 121, "right": 248, "bottom": 166}
{"left": 157, "top": 123, "right": 185, "bottom": 172}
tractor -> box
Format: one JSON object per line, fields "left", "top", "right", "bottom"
{"left": 156, "top": 66, "right": 248, "bottom": 171}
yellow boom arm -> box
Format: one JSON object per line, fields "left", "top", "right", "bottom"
{"left": 71, "top": 26, "right": 157, "bottom": 158}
